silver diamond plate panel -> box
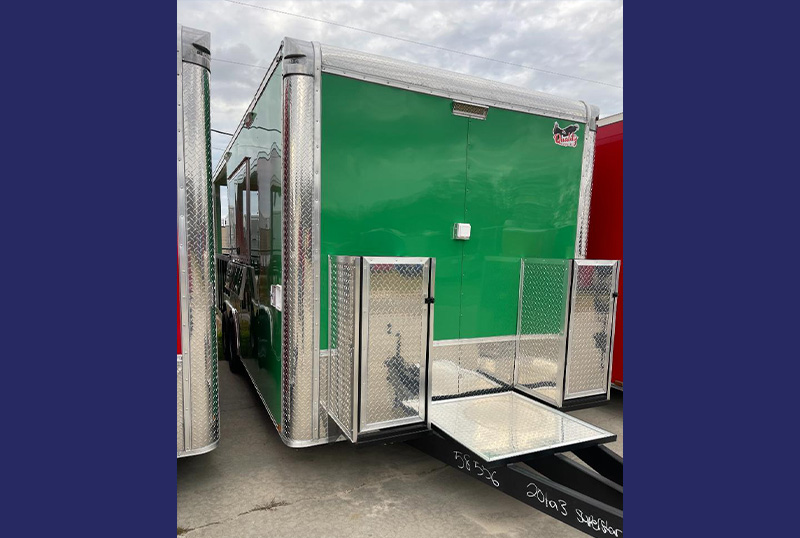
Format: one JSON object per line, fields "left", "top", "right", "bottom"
{"left": 327, "top": 256, "right": 360, "bottom": 440}
{"left": 177, "top": 359, "right": 184, "bottom": 452}
{"left": 516, "top": 259, "right": 572, "bottom": 406}
{"left": 181, "top": 62, "right": 219, "bottom": 452}
{"left": 320, "top": 44, "right": 589, "bottom": 123}
{"left": 564, "top": 261, "right": 618, "bottom": 399}
{"left": 281, "top": 73, "right": 318, "bottom": 443}
{"left": 430, "top": 392, "right": 613, "bottom": 462}
{"left": 431, "top": 338, "right": 515, "bottom": 399}
{"left": 360, "top": 258, "right": 429, "bottom": 431}
{"left": 575, "top": 129, "right": 596, "bottom": 259}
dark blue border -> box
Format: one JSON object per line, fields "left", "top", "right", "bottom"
{"left": 5, "top": 4, "right": 175, "bottom": 536}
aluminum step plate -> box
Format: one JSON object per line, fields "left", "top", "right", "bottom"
{"left": 430, "top": 392, "right": 615, "bottom": 463}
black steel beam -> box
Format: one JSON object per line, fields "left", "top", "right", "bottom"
{"left": 409, "top": 433, "right": 623, "bottom": 538}
{"left": 573, "top": 445, "right": 623, "bottom": 487}
{"left": 525, "top": 454, "right": 622, "bottom": 510}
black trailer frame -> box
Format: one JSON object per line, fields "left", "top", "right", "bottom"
{"left": 407, "top": 433, "right": 623, "bottom": 537}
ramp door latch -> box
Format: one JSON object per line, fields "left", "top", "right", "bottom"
{"left": 453, "top": 223, "right": 471, "bottom": 240}
{"left": 425, "top": 297, "right": 435, "bottom": 304}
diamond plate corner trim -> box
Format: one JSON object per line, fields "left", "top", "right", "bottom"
{"left": 312, "top": 41, "right": 325, "bottom": 441}
{"left": 281, "top": 50, "right": 319, "bottom": 444}
{"left": 180, "top": 58, "right": 219, "bottom": 454}
{"left": 575, "top": 129, "right": 596, "bottom": 259}
{"left": 327, "top": 256, "right": 361, "bottom": 441}
{"left": 319, "top": 44, "right": 588, "bottom": 123}
{"left": 177, "top": 357, "right": 184, "bottom": 452}
{"left": 177, "top": 24, "right": 192, "bottom": 451}
{"left": 564, "top": 260, "right": 617, "bottom": 399}
{"left": 516, "top": 259, "right": 572, "bottom": 407}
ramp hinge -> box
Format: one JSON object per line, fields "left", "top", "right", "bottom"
{"left": 425, "top": 297, "right": 435, "bottom": 304}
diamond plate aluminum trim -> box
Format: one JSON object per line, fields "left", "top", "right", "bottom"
{"left": 575, "top": 129, "right": 596, "bottom": 259}
{"left": 182, "top": 63, "right": 219, "bottom": 451}
{"left": 564, "top": 261, "right": 617, "bottom": 399}
{"left": 177, "top": 359, "right": 184, "bottom": 452}
{"left": 431, "top": 338, "right": 515, "bottom": 399}
{"left": 281, "top": 73, "right": 318, "bottom": 443}
{"left": 516, "top": 259, "right": 572, "bottom": 406}
{"left": 320, "top": 44, "right": 589, "bottom": 123}
{"left": 430, "top": 392, "right": 613, "bottom": 462}
{"left": 360, "top": 259, "right": 429, "bottom": 431}
{"left": 327, "top": 256, "right": 360, "bottom": 440}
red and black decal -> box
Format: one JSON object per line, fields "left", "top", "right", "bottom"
{"left": 553, "top": 121, "right": 580, "bottom": 148}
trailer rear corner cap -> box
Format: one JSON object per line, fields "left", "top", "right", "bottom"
{"left": 581, "top": 101, "right": 600, "bottom": 131}
{"left": 282, "top": 37, "right": 314, "bottom": 76}
{"left": 180, "top": 25, "right": 211, "bottom": 70}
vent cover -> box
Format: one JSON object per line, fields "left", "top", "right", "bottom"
{"left": 452, "top": 101, "right": 488, "bottom": 120}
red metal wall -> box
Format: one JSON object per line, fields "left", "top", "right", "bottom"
{"left": 587, "top": 119, "right": 623, "bottom": 388}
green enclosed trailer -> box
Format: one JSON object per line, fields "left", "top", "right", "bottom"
{"left": 215, "top": 35, "right": 620, "bottom": 494}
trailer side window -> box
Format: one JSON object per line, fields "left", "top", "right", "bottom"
{"left": 249, "top": 183, "right": 260, "bottom": 261}
{"left": 227, "top": 169, "right": 246, "bottom": 257}
{"left": 217, "top": 184, "right": 232, "bottom": 255}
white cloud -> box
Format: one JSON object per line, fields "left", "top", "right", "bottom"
{"left": 178, "top": 0, "right": 622, "bottom": 167}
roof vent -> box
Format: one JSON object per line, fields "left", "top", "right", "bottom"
{"left": 452, "top": 101, "right": 488, "bottom": 120}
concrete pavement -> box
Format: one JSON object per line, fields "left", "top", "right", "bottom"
{"left": 177, "top": 364, "right": 623, "bottom": 537}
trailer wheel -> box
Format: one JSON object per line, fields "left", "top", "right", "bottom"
{"left": 221, "top": 314, "right": 230, "bottom": 362}
{"left": 228, "top": 315, "right": 245, "bottom": 375}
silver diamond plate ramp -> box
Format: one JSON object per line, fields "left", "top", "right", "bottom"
{"left": 430, "top": 392, "right": 615, "bottom": 463}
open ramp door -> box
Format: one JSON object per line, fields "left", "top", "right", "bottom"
{"left": 429, "top": 392, "right": 615, "bottom": 465}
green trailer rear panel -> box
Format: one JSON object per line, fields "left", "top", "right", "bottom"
{"left": 321, "top": 74, "right": 585, "bottom": 343}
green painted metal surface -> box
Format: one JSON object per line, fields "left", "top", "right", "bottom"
{"left": 320, "top": 74, "right": 585, "bottom": 343}
{"left": 320, "top": 74, "right": 469, "bottom": 346}
{"left": 461, "top": 109, "right": 584, "bottom": 337}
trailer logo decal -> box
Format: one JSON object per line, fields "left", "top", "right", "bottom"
{"left": 553, "top": 122, "right": 580, "bottom": 148}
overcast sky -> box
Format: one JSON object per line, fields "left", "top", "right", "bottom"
{"left": 177, "top": 0, "right": 623, "bottom": 168}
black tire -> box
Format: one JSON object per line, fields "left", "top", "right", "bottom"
{"left": 221, "top": 315, "right": 231, "bottom": 362}
{"left": 228, "top": 316, "right": 245, "bottom": 375}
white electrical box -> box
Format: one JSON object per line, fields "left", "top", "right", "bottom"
{"left": 453, "top": 223, "right": 471, "bottom": 240}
